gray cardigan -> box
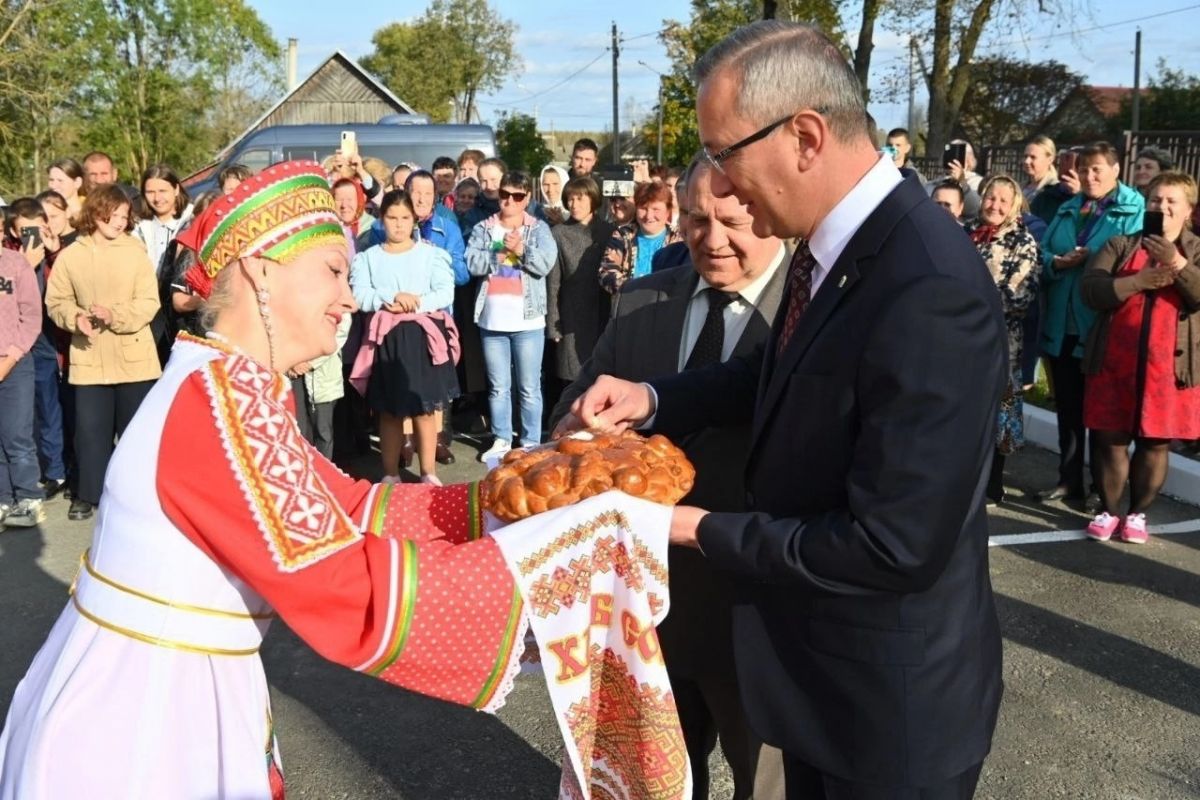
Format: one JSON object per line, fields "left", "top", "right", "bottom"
{"left": 546, "top": 217, "right": 615, "bottom": 380}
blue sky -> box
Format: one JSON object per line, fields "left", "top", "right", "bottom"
{"left": 250, "top": 0, "right": 1200, "bottom": 140}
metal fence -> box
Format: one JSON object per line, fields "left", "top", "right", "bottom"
{"left": 908, "top": 133, "right": 1200, "bottom": 183}
{"left": 1122, "top": 131, "right": 1200, "bottom": 180}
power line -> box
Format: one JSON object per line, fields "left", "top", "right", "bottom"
{"left": 974, "top": 3, "right": 1200, "bottom": 54}
{"left": 478, "top": 49, "right": 610, "bottom": 107}
{"left": 620, "top": 29, "right": 661, "bottom": 43}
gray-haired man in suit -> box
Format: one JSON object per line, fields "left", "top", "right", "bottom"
{"left": 551, "top": 157, "right": 789, "bottom": 800}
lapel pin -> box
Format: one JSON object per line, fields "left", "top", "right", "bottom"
{"left": 837, "top": 275, "right": 847, "bottom": 288}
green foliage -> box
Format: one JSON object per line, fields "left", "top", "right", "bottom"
{"left": 649, "top": 0, "right": 761, "bottom": 168}
{"left": 361, "top": 22, "right": 453, "bottom": 123}
{"left": 361, "top": 0, "right": 519, "bottom": 124}
{"left": 1117, "top": 63, "right": 1200, "bottom": 132}
{"left": 0, "top": 0, "right": 281, "bottom": 197}
{"left": 647, "top": 0, "right": 855, "bottom": 167}
{"left": 957, "top": 57, "right": 1084, "bottom": 145}
{"left": 495, "top": 112, "right": 552, "bottom": 175}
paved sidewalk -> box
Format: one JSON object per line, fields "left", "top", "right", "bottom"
{"left": 1, "top": 442, "right": 1197, "bottom": 798}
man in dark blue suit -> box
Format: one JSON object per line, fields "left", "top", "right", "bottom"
{"left": 560, "top": 21, "right": 1007, "bottom": 800}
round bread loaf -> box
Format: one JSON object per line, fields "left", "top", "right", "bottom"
{"left": 480, "top": 430, "right": 696, "bottom": 522}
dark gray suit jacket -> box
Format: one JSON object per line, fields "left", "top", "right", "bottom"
{"left": 550, "top": 253, "right": 787, "bottom": 675}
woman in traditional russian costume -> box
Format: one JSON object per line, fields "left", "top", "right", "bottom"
{"left": 0, "top": 162, "right": 525, "bottom": 800}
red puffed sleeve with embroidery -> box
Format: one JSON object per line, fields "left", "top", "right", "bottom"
{"left": 156, "top": 352, "right": 524, "bottom": 710}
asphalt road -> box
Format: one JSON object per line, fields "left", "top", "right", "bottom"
{"left": 1, "top": 441, "right": 1198, "bottom": 799}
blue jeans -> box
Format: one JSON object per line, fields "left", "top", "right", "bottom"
{"left": 481, "top": 328, "right": 544, "bottom": 445}
{"left": 0, "top": 357, "right": 44, "bottom": 502}
{"left": 32, "top": 348, "right": 65, "bottom": 481}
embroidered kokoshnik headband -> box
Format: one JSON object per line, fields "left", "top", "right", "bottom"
{"left": 177, "top": 161, "right": 346, "bottom": 299}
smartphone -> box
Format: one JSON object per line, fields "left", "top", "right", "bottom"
{"left": 1057, "top": 150, "right": 1078, "bottom": 175}
{"left": 340, "top": 130, "right": 357, "bottom": 158}
{"left": 19, "top": 226, "right": 41, "bottom": 250}
{"left": 1142, "top": 211, "right": 1164, "bottom": 238}
{"left": 942, "top": 142, "right": 967, "bottom": 169}
{"left": 601, "top": 180, "right": 636, "bottom": 198}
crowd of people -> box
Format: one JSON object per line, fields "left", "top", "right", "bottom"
{"left": 4, "top": 129, "right": 1196, "bottom": 544}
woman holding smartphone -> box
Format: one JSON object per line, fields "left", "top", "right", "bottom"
{"left": 1038, "top": 141, "right": 1144, "bottom": 505}
{"left": 44, "top": 185, "right": 161, "bottom": 521}
{"left": 1079, "top": 173, "right": 1200, "bottom": 543}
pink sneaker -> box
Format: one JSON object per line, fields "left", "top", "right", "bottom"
{"left": 1086, "top": 512, "right": 1121, "bottom": 541}
{"left": 1120, "top": 513, "right": 1149, "bottom": 544}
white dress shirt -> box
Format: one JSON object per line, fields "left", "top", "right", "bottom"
{"left": 642, "top": 155, "right": 903, "bottom": 424}
{"left": 677, "top": 244, "right": 787, "bottom": 371}
{"left": 807, "top": 154, "right": 903, "bottom": 299}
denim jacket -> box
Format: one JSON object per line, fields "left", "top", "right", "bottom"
{"left": 465, "top": 212, "right": 557, "bottom": 323}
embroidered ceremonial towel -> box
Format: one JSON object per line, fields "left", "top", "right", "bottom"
{"left": 489, "top": 492, "right": 691, "bottom": 800}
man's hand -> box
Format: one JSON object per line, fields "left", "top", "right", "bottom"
{"left": 76, "top": 313, "right": 97, "bottom": 339}
{"left": 670, "top": 505, "right": 709, "bottom": 549}
{"left": 503, "top": 229, "right": 525, "bottom": 258}
{"left": 567, "top": 375, "right": 654, "bottom": 435}
{"left": 90, "top": 304, "right": 113, "bottom": 325}
{"left": 0, "top": 354, "right": 14, "bottom": 382}
{"left": 946, "top": 159, "right": 966, "bottom": 183}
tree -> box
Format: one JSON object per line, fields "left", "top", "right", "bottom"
{"left": 361, "top": 21, "right": 453, "bottom": 122}
{"left": 1117, "top": 63, "right": 1200, "bottom": 132}
{"left": 0, "top": 0, "right": 280, "bottom": 197}
{"left": 885, "top": 0, "right": 1091, "bottom": 154}
{"left": 652, "top": 0, "right": 762, "bottom": 168}
{"left": 495, "top": 112, "right": 552, "bottom": 175}
{"left": 82, "top": 0, "right": 281, "bottom": 176}
{"left": 956, "top": 57, "right": 1084, "bottom": 146}
{"left": 361, "top": 0, "right": 519, "bottom": 124}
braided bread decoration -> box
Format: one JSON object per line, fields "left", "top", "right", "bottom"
{"left": 481, "top": 430, "right": 696, "bottom": 522}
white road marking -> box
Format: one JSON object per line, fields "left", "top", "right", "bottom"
{"left": 988, "top": 519, "right": 1200, "bottom": 547}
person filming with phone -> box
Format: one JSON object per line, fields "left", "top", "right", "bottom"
{"left": 44, "top": 185, "right": 162, "bottom": 522}
{"left": 1078, "top": 172, "right": 1200, "bottom": 543}
{"left": 933, "top": 138, "right": 984, "bottom": 220}
{"left": 1038, "top": 141, "right": 1144, "bottom": 506}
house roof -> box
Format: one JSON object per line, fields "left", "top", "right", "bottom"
{"left": 217, "top": 51, "right": 416, "bottom": 159}
{"left": 1082, "top": 85, "right": 1147, "bottom": 118}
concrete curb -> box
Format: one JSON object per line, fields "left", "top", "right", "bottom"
{"left": 1023, "top": 404, "right": 1200, "bottom": 506}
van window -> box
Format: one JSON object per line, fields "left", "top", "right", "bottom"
{"left": 281, "top": 144, "right": 487, "bottom": 171}
{"left": 238, "top": 148, "right": 273, "bottom": 172}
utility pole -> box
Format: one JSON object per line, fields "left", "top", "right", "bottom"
{"left": 638, "top": 61, "right": 665, "bottom": 165}
{"left": 1132, "top": 28, "right": 1142, "bottom": 134}
{"left": 611, "top": 22, "right": 620, "bottom": 164}
{"left": 656, "top": 83, "right": 664, "bottom": 165}
{"left": 907, "top": 37, "right": 918, "bottom": 134}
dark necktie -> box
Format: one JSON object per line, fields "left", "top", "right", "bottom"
{"left": 776, "top": 241, "right": 818, "bottom": 355}
{"left": 685, "top": 288, "right": 738, "bottom": 370}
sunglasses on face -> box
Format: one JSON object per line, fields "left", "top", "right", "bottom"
{"left": 499, "top": 189, "right": 528, "bottom": 202}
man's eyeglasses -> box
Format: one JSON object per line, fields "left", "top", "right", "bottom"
{"left": 499, "top": 189, "right": 528, "bottom": 202}
{"left": 702, "top": 109, "right": 825, "bottom": 173}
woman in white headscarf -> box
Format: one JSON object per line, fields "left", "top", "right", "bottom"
{"left": 539, "top": 164, "right": 570, "bottom": 226}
